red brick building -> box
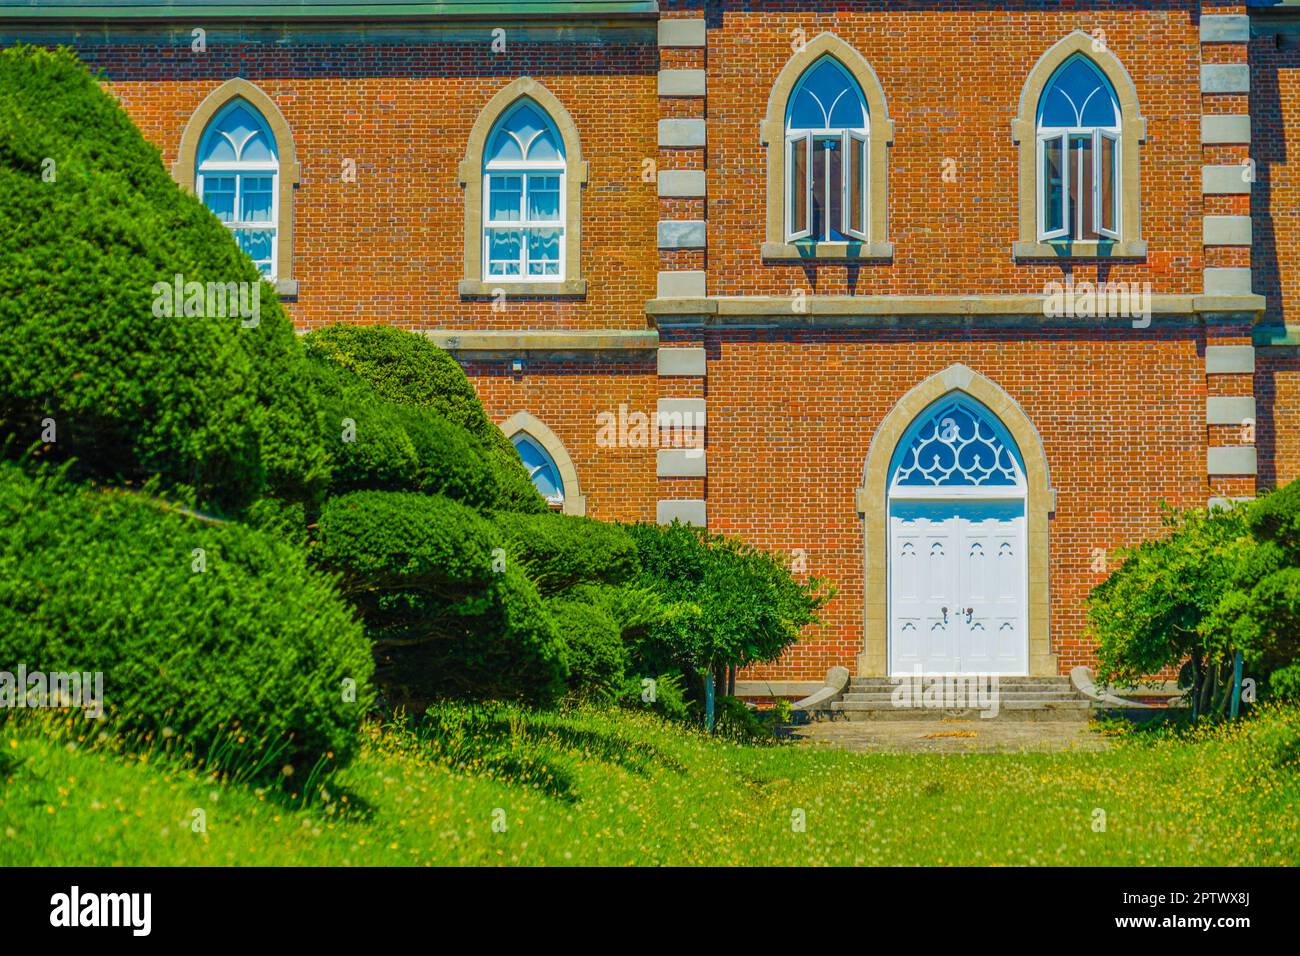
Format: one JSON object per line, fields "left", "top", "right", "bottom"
{"left": 4, "top": 0, "right": 1295, "bottom": 691}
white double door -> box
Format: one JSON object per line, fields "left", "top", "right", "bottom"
{"left": 888, "top": 497, "right": 1028, "bottom": 675}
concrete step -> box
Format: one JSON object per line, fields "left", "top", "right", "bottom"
{"left": 830, "top": 699, "right": 1091, "bottom": 722}
{"left": 850, "top": 677, "right": 1072, "bottom": 686}
{"left": 841, "top": 688, "right": 1083, "bottom": 702}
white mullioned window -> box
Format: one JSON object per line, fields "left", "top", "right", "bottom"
{"left": 196, "top": 100, "right": 279, "bottom": 276}
{"left": 483, "top": 100, "right": 566, "bottom": 281}
{"left": 784, "top": 56, "right": 869, "bottom": 243}
{"left": 1036, "top": 55, "right": 1120, "bottom": 242}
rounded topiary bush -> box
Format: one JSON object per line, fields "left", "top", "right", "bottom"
{"left": 0, "top": 45, "right": 329, "bottom": 510}
{"left": 548, "top": 596, "right": 627, "bottom": 698}
{"left": 494, "top": 511, "right": 639, "bottom": 595}
{"left": 0, "top": 464, "right": 374, "bottom": 779}
{"left": 304, "top": 325, "right": 543, "bottom": 512}
{"left": 306, "top": 356, "right": 499, "bottom": 509}
{"left": 315, "top": 489, "right": 568, "bottom": 703}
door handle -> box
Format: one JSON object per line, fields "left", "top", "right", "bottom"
{"left": 941, "top": 606, "right": 948, "bottom": 624}
{"left": 964, "top": 607, "right": 974, "bottom": 622}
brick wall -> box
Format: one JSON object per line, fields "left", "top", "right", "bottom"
{"left": 703, "top": 0, "right": 1204, "bottom": 298}
{"left": 76, "top": 33, "right": 659, "bottom": 332}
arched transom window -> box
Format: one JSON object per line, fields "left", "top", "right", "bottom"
{"left": 1036, "top": 55, "right": 1120, "bottom": 242}
{"left": 784, "top": 56, "right": 869, "bottom": 243}
{"left": 483, "top": 100, "right": 566, "bottom": 281}
{"left": 513, "top": 433, "right": 565, "bottom": 507}
{"left": 888, "top": 396, "right": 1027, "bottom": 496}
{"left": 196, "top": 100, "right": 279, "bottom": 276}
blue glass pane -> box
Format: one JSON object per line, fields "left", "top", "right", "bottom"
{"left": 528, "top": 129, "right": 562, "bottom": 162}
{"left": 489, "top": 175, "right": 522, "bottom": 221}
{"left": 1039, "top": 57, "right": 1118, "bottom": 128}
{"left": 234, "top": 228, "right": 273, "bottom": 266}
{"left": 487, "top": 101, "right": 565, "bottom": 164}
{"left": 527, "top": 228, "right": 561, "bottom": 276}
{"left": 890, "top": 397, "right": 1025, "bottom": 488}
{"left": 240, "top": 131, "right": 274, "bottom": 162}
{"left": 527, "top": 174, "right": 560, "bottom": 220}
{"left": 201, "top": 104, "right": 276, "bottom": 163}
{"left": 241, "top": 176, "right": 273, "bottom": 222}
{"left": 513, "top": 436, "right": 563, "bottom": 501}
{"left": 788, "top": 58, "right": 866, "bottom": 129}
{"left": 202, "top": 176, "right": 235, "bottom": 222}
{"left": 487, "top": 229, "right": 522, "bottom": 276}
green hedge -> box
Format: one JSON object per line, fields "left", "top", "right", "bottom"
{"left": 315, "top": 490, "right": 567, "bottom": 703}
{"left": 0, "top": 45, "right": 329, "bottom": 510}
{"left": 494, "top": 511, "right": 639, "bottom": 595}
{"left": 304, "top": 325, "right": 543, "bottom": 512}
{"left": 306, "top": 356, "right": 498, "bottom": 509}
{"left": 0, "top": 464, "right": 373, "bottom": 779}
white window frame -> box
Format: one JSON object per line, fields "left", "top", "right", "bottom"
{"left": 1095, "top": 128, "right": 1121, "bottom": 241}
{"left": 784, "top": 126, "right": 869, "bottom": 243}
{"left": 482, "top": 109, "right": 566, "bottom": 283}
{"left": 1035, "top": 63, "right": 1121, "bottom": 243}
{"left": 783, "top": 59, "right": 869, "bottom": 244}
{"left": 842, "top": 128, "right": 869, "bottom": 241}
{"left": 197, "top": 105, "right": 280, "bottom": 278}
{"left": 1036, "top": 129, "right": 1069, "bottom": 242}
{"left": 784, "top": 131, "right": 813, "bottom": 241}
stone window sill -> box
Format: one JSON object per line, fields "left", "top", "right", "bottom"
{"left": 1012, "top": 239, "right": 1147, "bottom": 260}
{"left": 458, "top": 278, "right": 587, "bottom": 297}
{"left": 762, "top": 241, "right": 894, "bottom": 261}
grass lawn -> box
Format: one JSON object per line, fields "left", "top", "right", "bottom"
{"left": 2, "top": 704, "right": 1297, "bottom": 867}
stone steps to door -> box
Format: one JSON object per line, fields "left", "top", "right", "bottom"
{"left": 840, "top": 688, "right": 1078, "bottom": 702}
{"left": 830, "top": 699, "right": 1091, "bottom": 722}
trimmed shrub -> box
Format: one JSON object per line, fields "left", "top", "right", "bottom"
{"left": 0, "top": 464, "right": 373, "bottom": 779}
{"left": 0, "top": 45, "right": 329, "bottom": 510}
{"left": 494, "top": 511, "right": 639, "bottom": 595}
{"left": 315, "top": 490, "right": 567, "bottom": 704}
{"left": 304, "top": 325, "right": 543, "bottom": 512}
{"left": 548, "top": 596, "right": 627, "bottom": 698}
{"left": 306, "top": 356, "right": 498, "bottom": 509}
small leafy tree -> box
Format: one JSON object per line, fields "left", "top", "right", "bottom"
{"left": 1088, "top": 503, "right": 1263, "bottom": 719}
{"left": 625, "top": 522, "right": 834, "bottom": 711}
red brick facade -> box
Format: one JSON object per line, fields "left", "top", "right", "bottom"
{"left": 6, "top": 0, "right": 1294, "bottom": 683}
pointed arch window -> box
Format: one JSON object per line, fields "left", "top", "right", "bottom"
{"left": 196, "top": 100, "right": 280, "bottom": 276}
{"left": 1035, "top": 55, "right": 1121, "bottom": 242}
{"left": 512, "top": 432, "right": 565, "bottom": 507}
{"left": 483, "top": 100, "right": 566, "bottom": 281}
{"left": 888, "top": 396, "right": 1027, "bottom": 497}
{"left": 784, "top": 56, "right": 869, "bottom": 243}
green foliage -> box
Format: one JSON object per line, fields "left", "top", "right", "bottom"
{"left": 0, "top": 45, "right": 329, "bottom": 510}
{"left": 713, "top": 696, "right": 775, "bottom": 743}
{"left": 0, "top": 463, "right": 373, "bottom": 780}
{"left": 494, "top": 511, "right": 639, "bottom": 595}
{"left": 616, "top": 671, "right": 692, "bottom": 722}
{"left": 1088, "top": 504, "right": 1258, "bottom": 689}
{"left": 304, "top": 325, "right": 543, "bottom": 513}
{"left": 548, "top": 595, "right": 626, "bottom": 699}
{"left": 305, "top": 356, "right": 498, "bottom": 509}
{"left": 314, "top": 490, "right": 567, "bottom": 704}
{"left": 625, "top": 521, "right": 833, "bottom": 677}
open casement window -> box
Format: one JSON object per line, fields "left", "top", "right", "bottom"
{"left": 1095, "top": 129, "right": 1120, "bottom": 240}
{"left": 785, "top": 132, "right": 812, "bottom": 240}
{"left": 784, "top": 56, "right": 869, "bottom": 243}
{"left": 1035, "top": 55, "right": 1120, "bottom": 243}
{"left": 196, "top": 100, "right": 279, "bottom": 277}
{"left": 483, "top": 100, "right": 566, "bottom": 282}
